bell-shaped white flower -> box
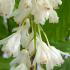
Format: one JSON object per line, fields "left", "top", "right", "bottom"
{"left": 48, "top": 10, "right": 59, "bottom": 23}
{"left": 33, "top": 38, "right": 70, "bottom": 70}
{"left": 10, "top": 50, "right": 31, "bottom": 70}
{"left": 20, "top": 18, "right": 30, "bottom": 46}
{"left": 0, "top": 0, "right": 15, "bottom": 18}
{"left": 0, "top": 30, "right": 21, "bottom": 58}
{"left": 13, "top": 0, "right": 32, "bottom": 24}
{"left": 20, "top": 18, "right": 35, "bottom": 56}
{"left": 0, "top": 0, "right": 15, "bottom": 28}
{"left": 31, "top": 0, "right": 51, "bottom": 24}
{"left": 33, "top": 40, "right": 49, "bottom": 64}
{"left": 20, "top": 19, "right": 35, "bottom": 55}
{"left": 31, "top": 0, "right": 62, "bottom": 24}
{"left": 21, "top": 23, "right": 35, "bottom": 55}
{"left": 12, "top": 18, "right": 31, "bottom": 50}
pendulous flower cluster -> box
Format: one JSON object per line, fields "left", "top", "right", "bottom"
{"left": 13, "top": 0, "right": 62, "bottom": 24}
{"left": 0, "top": 0, "right": 70, "bottom": 70}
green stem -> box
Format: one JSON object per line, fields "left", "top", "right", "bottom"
{"left": 34, "top": 64, "right": 36, "bottom": 70}
{"left": 34, "top": 23, "right": 36, "bottom": 50}
{"left": 33, "top": 21, "right": 37, "bottom": 70}
{"left": 38, "top": 24, "right": 42, "bottom": 39}
{"left": 39, "top": 25, "right": 50, "bottom": 47}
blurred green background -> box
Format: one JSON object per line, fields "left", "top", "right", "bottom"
{"left": 0, "top": 0, "right": 70, "bottom": 70}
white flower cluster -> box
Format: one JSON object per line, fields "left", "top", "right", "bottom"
{"left": 0, "top": 0, "right": 62, "bottom": 24}
{"left": 0, "top": 0, "right": 70, "bottom": 70}
{"left": 13, "top": 0, "right": 62, "bottom": 24}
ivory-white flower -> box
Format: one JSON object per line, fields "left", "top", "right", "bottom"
{"left": 0, "top": 18, "right": 31, "bottom": 58}
{"left": 31, "top": 0, "right": 61, "bottom": 24}
{"left": 31, "top": 0, "right": 50, "bottom": 24}
{"left": 10, "top": 50, "right": 31, "bottom": 70}
{"left": 20, "top": 19, "right": 35, "bottom": 56}
{"left": 0, "top": 0, "right": 15, "bottom": 18}
{"left": 0, "top": 30, "right": 21, "bottom": 58}
{"left": 13, "top": 0, "right": 31, "bottom": 24}
{"left": 48, "top": 10, "right": 59, "bottom": 23}
{"left": 20, "top": 18, "right": 31, "bottom": 46}
{"left": 13, "top": 0, "right": 62, "bottom": 24}
{"left": 33, "top": 38, "right": 70, "bottom": 70}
